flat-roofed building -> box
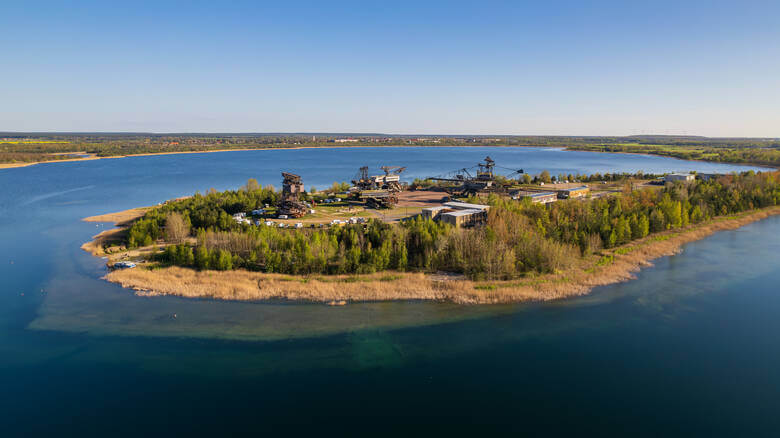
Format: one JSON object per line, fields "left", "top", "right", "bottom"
{"left": 421, "top": 206, "right": 450, "bottom": 220}
{"left": 440, "top": 209, "right": 487, "bottom": 228}
{"left": 421, "top": 201, "right": 490, "bottom": 227}
{"left": 665, "top": 173, "right": 695, "bottom": 183}
{"left": 557, "top": 186, "right": 590, "bottom": 199}
{"left": 443, "top": 201, "right": 490, "bottom": 211}
{"left": 513, "top": 191, "right": 557, "bottom": 204}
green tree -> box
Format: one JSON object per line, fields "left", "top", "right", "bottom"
{"left": 215, "top": 249, "right": 233, "bottom": 271}
{"left": 195, "top": 246, "right": 210, "bottom": 270}
{"left": 638, "top": 214, "right": 650, "bottom": 238}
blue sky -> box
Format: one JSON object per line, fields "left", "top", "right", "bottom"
{"left": 2, "top": 0, "right": 779, "bottom": 136}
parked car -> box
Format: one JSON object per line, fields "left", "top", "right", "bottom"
{"left": 278, "top": 214, "right": 289, "bottom": 219}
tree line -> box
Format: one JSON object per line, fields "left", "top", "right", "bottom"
{"left": 127, "top": 171, "right": 780, "bottom": 279}
{"left": 3, "top": 134, "right": 779, "bottom": 166}
{"left": 570, "top": 143, "right": 780, "bottom": 167}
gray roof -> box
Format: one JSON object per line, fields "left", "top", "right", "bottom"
{"left": 443, "top": 201, "right": 490, "bottom": 211}
{"left": 442, "top": 209, "right": 484, "bottom": 217}
{"left": 520, "top": 191, "right": 557, "bottom": 198}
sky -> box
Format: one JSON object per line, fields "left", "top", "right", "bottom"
{"left": 1, "top": 0, "right": 779, "bottom": 137}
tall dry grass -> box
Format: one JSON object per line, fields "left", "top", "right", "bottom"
{"left": 82, "top": 207, "right": 150, "bottom": 225}
{"left": 104, "top": 206, "right": 780, "bottom": 304}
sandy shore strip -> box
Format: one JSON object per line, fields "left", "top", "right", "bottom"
{"left": 83, "top": 206, "right": 152, "bottom": 224}
{"left": 0, "top": 144, "right": 431, "bottom": 170}
{"left": 81, "top": 206, "right": 153, "bottom": 256}
{"left": 101, "top": 206, "right": 780, "bottom": 304}
{"left": 0, "top": 152, "right": 102, "bottom": 169}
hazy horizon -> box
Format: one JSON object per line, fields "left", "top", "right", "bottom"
{"left": 2, "top": 0, "right": 778, "bottom": 136}
{"left": 1, "top": 131, "right": 779, "bottom": 140}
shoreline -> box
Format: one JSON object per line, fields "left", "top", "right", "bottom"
{"left": 2, "top": 144, "right": 775, "bottom": 171}
{"left": 92, "top": 206, "right": 780, "bottom": 304}
{"left": 0, "top": 144, "right": 449, "bottom": 169}
{"left": 80, "top": 207, "right": 153, "bottom": 257}
{"left": 563, "top": 146, "right": 778, "bottom": 171}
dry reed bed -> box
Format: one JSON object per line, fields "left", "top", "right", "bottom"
{"left": 104, "top": 206, "right": 780, "bottom": 304}
{"left": 83, "top": 207, "right": 151, "bottom": 224}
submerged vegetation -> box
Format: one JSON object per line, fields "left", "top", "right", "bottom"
{"left": 122, "top": 170, "right": 780, "bottom": 281}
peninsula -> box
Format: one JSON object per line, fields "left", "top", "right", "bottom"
{"left": 83, "top": 165, "right": 780, "bottom": 304}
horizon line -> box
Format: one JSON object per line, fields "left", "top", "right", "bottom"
{"left": 1, "top": 131, "right": 778, "bottom": 140}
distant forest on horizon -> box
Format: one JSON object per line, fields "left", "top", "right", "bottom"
{"left": 1, "top": 133, "right": 779, "bottom": 168}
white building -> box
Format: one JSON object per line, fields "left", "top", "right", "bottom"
{"left": 665, "top": 173, "right": 695, "bottom": 182}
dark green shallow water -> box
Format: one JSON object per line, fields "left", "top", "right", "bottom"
{"left": 1, "top": 147, "right": 778, "bottom": 436}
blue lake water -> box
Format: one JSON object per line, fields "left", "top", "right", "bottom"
{"left": 1, "top": 147, "right": 778, "bottom": 436}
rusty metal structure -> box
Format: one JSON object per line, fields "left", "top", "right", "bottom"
{"left": 351, "top": 165, "right": 406, "bottom": 208}
{"left": 379, "top": 166, "right": 406, "bottom": 192}
{"left": 429, "top": 156, "right": 523, "bottom": 196}
{"left": 277, "top": 172, "right": 308, "bottom": 218}
{"left": 358, "top": 189, "right": 399, "bottom": 208}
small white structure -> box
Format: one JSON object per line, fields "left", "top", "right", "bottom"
{"left": 278, "top": 214, "right": 289, "bottom": 219}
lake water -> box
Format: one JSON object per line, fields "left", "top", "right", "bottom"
{"left": 1, "top": 147, "right": 778, "bottom": 436}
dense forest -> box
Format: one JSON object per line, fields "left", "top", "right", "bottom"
{"left": 2, "top": 134, "right": 778, "bottom": 167}
{"left": 124, "top": 171, "right": 780, "bottom": 280}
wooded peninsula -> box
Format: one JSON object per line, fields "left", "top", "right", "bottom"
{"left": 85, "top": 169, "right": 780, "bottom": 304}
